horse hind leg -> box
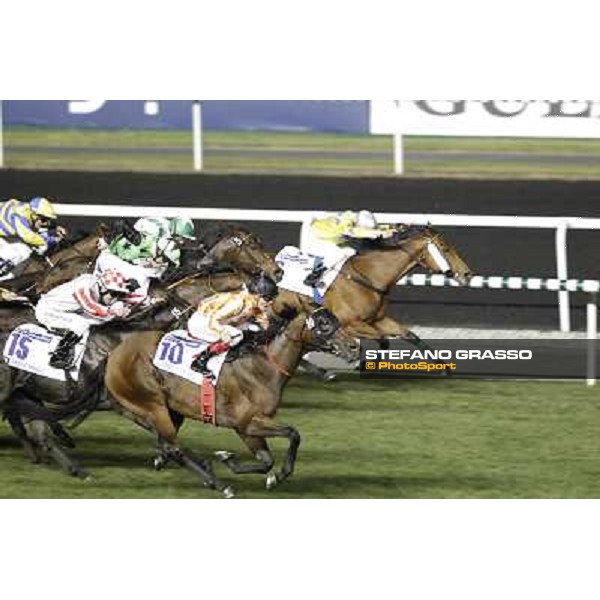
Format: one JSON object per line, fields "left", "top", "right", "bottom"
{"left": 152, "top": 409, "right": 185, "bottom": 471}
{"left": 158, "top": 438, "right": 234, "bottom": 499}
{"left": 3, "top": 409, "right": 42, "bottom": 463}
{"left": 26, "top": 420, "right": 89, "bottom": 479}
{"left": 113, "top": 396, "right": 234, "bottom": 498}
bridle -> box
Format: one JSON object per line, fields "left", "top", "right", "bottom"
{"left": 265, "top": 312, "right": 338, "bottom": 376}
{"left": 345, "top": 230, "right": 453, "bottom": 294}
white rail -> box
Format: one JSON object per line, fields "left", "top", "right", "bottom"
{"left": 55, "top": 204, "right": 600, "bottom": 333}
{"left": 398, "top": 274, "right": 599, "bottom": 386}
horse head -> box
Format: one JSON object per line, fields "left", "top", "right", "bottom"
{"left": 187, "top": 223, "right": 283, "bottom": 282}
{"left": 303, "top": 308, "right": 360, "bottom": 363}
{"left": 415, "top": 226, "right": 473, "bottom": 285}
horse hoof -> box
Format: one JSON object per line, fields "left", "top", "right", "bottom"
{"left": 82, "top": 473, "right": 95, "bottom": 483}
{"left": 153, "top": 455, "right": 167, "bottom": 470}
{"left": 214, "top": 450, "right": 235, "bottom": 462}
{"left": 323, "top": 371, "right": 337, "bottom": 382}
{"left": 71, "top": 467, "right": 90, "bottom": 480}
{"left": 222, "top": 486, "right": 235, "bottom": 499}
{"left": 265, "top": 473, "right": 278, "bottom": 490}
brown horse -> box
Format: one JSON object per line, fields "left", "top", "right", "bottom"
{"left": 274, "top": 225, "right": 472, "bottom": 342}
{"left": 0, "top": 227, "right": 282, "bottom": 477}
{"left": 0, "top": 227, "right": 107, "bottom": 301}
{"left": 1, "top": 222, "right": 284, "bottom": 302}
{"left": 104, "top": 308, "right": 360, "bottom": 497}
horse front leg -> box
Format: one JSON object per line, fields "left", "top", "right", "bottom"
{"left": 236, "top": 415, "right": 301, "bottom": 490}
{"left": 372, "top": 316, "right": 453, "bottom": 374}
{"left": 215, "top": 434, "right": 275, "bottom": 476}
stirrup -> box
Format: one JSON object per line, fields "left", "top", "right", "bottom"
{"left": 191, "top": 354, "right": 211, "bottom": 375}
{"left": 0, "top": 258, "right": 14, "bottom": 278}
{"left": 304, "top": 266, "right": 326, "bottom": 286}
{"left": 49, "top": 350, "right": 76, "bottom": 370}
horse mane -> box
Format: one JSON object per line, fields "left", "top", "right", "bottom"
{"left": 224, "top": 307, "right": 294, "bottom": 363}
{"left": 198, "top": 221, "right": 261, "bottom": 249}
{"left": 169, "top": 222, "right": 263, "bottom": 283}
{"left": 161, "top": 261, "right": 237, "bottom": 285}
{"left": 343, "top": 224, "right": 432, "bottom": 253}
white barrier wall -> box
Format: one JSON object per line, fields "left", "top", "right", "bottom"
{"left": 371, "top": 100, "right": 600, "bottom": 138}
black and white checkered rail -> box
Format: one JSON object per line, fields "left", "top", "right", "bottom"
{"left": 397, "top": 274, "right": 600, "bottom": 294}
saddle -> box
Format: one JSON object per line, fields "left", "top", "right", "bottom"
{"left": 2, "top": 324, "right": 89, "bottom": 381}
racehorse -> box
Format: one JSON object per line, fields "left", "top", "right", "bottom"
{"left": 0, "top": 227, "right": 282, "bottom": 476}
{"left": 1, "top": 221, "right": 284, "bottom": 302}
{"left": 103, "top": 308, "right": 360, "bottom": 498}
{"left": 273, "top": 225, "right": 472, "bottom": 344}
{"left": 0, "top": 227, "right": 107, "bottom": 301}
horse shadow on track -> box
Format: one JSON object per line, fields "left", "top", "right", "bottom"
{"left": 273, "top": 472, "right": 506, "bottom": 499}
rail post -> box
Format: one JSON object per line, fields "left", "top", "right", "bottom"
{"left": 192, "top": 101, "right": 203, "bottom": 172}
{"left": 587, "top": 293, "right": 597, "bottom": 386}
{"left": 393, "top": 100, "right": 404, "bottom": 175}
{"left": 555, "top": 220, "right": 570, "bottom": 332}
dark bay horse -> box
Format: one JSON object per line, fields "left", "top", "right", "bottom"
{"left": 274, "top": 225, "right": 472, "bottom": 342}
{"left": 0, "top": 227, "right": 282, "bottom": 476}
{"left": 104, "top": 308, "right": 360, "bottom": 498}
{"left": 0, "top": 227, "right": 108, "bottom": 301}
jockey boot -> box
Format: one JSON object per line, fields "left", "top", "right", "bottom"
{"left": 49, "top": 331, "right": 83, "bottom": 370}
{"left": 0, "top": 257, "right": 15, "bottom": 278}
{"left": 303, "top": 265, "right": 327, "bottom": 287}
{"left": 191, "top": 342, "right": 231, "bottom": 376}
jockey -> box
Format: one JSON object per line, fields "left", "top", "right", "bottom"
{"left": 107, "top": 216, "right": 195, "bottom": 273}
{"left": 35, "top": 267, "right": 149, "bottom": 370}
{"left": 0, "top": 197, "right": 67, "bottom": 277}
{"left": 302, "top": 210, "right": 393, "bottom": 286}
{"left": 188, "top": 274, "right": 278, "bottom": 377}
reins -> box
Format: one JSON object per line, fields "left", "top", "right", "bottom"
{"left": 264, "top": 325, "right": 304, "bottom": 377}
{"left": 345, "top": 230, "right": 447, "bottom": 294}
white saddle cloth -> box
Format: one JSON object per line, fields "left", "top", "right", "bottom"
{"left": 2, "top": 324, "right": 89, "bottom": 381}
{"left": 274, "top": 245, "right": 354, "bottom": 301}
{"left": 152, "top": 330, "right": 228, "bottom": 386}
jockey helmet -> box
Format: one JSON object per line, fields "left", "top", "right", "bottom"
{"left": 357, "top": 210, "right": 377, "bottom": 229}
{"left": 99, "top": 268, "right": 138, "bottom": 293}
{"left": 170, "top": 217, "right": 196, "bottom": 240}
{"left": 339, "top": 210, "right": 357, "bottom": 226}
{"left": 29, "top": 197, "right": 57, "bottom": 221}
{"left": 134, "top": 217, "right": 169, "bottom": 239}
{"left": 157, "top": 237, "right": 181, "bottom": 265}
{"left": 248, "top": 273, "right": 278, "bottom": 300}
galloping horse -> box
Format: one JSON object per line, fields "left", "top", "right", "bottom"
{"left": 104, "top": 308, "right": 360, "bottom": 498}
{"left": 0, "top": 225, "right": 282, "bottom": 476}
{"left": 0, "top": 226, "right": 108, "bottom": 301}
{"left": 1, "top": 221, "right": 284, "bottom": 302}
{"left": 274, "top": 225, "right": 472, "bottom": 343}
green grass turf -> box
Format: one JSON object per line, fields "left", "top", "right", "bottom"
{"left": 4, "top": 127, "right": 600, "bottom": 178}
{"left": 1, "top": 377, "right": 600, "bottom": 499}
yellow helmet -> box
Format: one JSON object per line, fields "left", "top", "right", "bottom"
{"left": 338, "top": 210, "right": 357, "bottom": 227}
{"left": 29, "top": 197, "right": 57, "bottom": 220}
